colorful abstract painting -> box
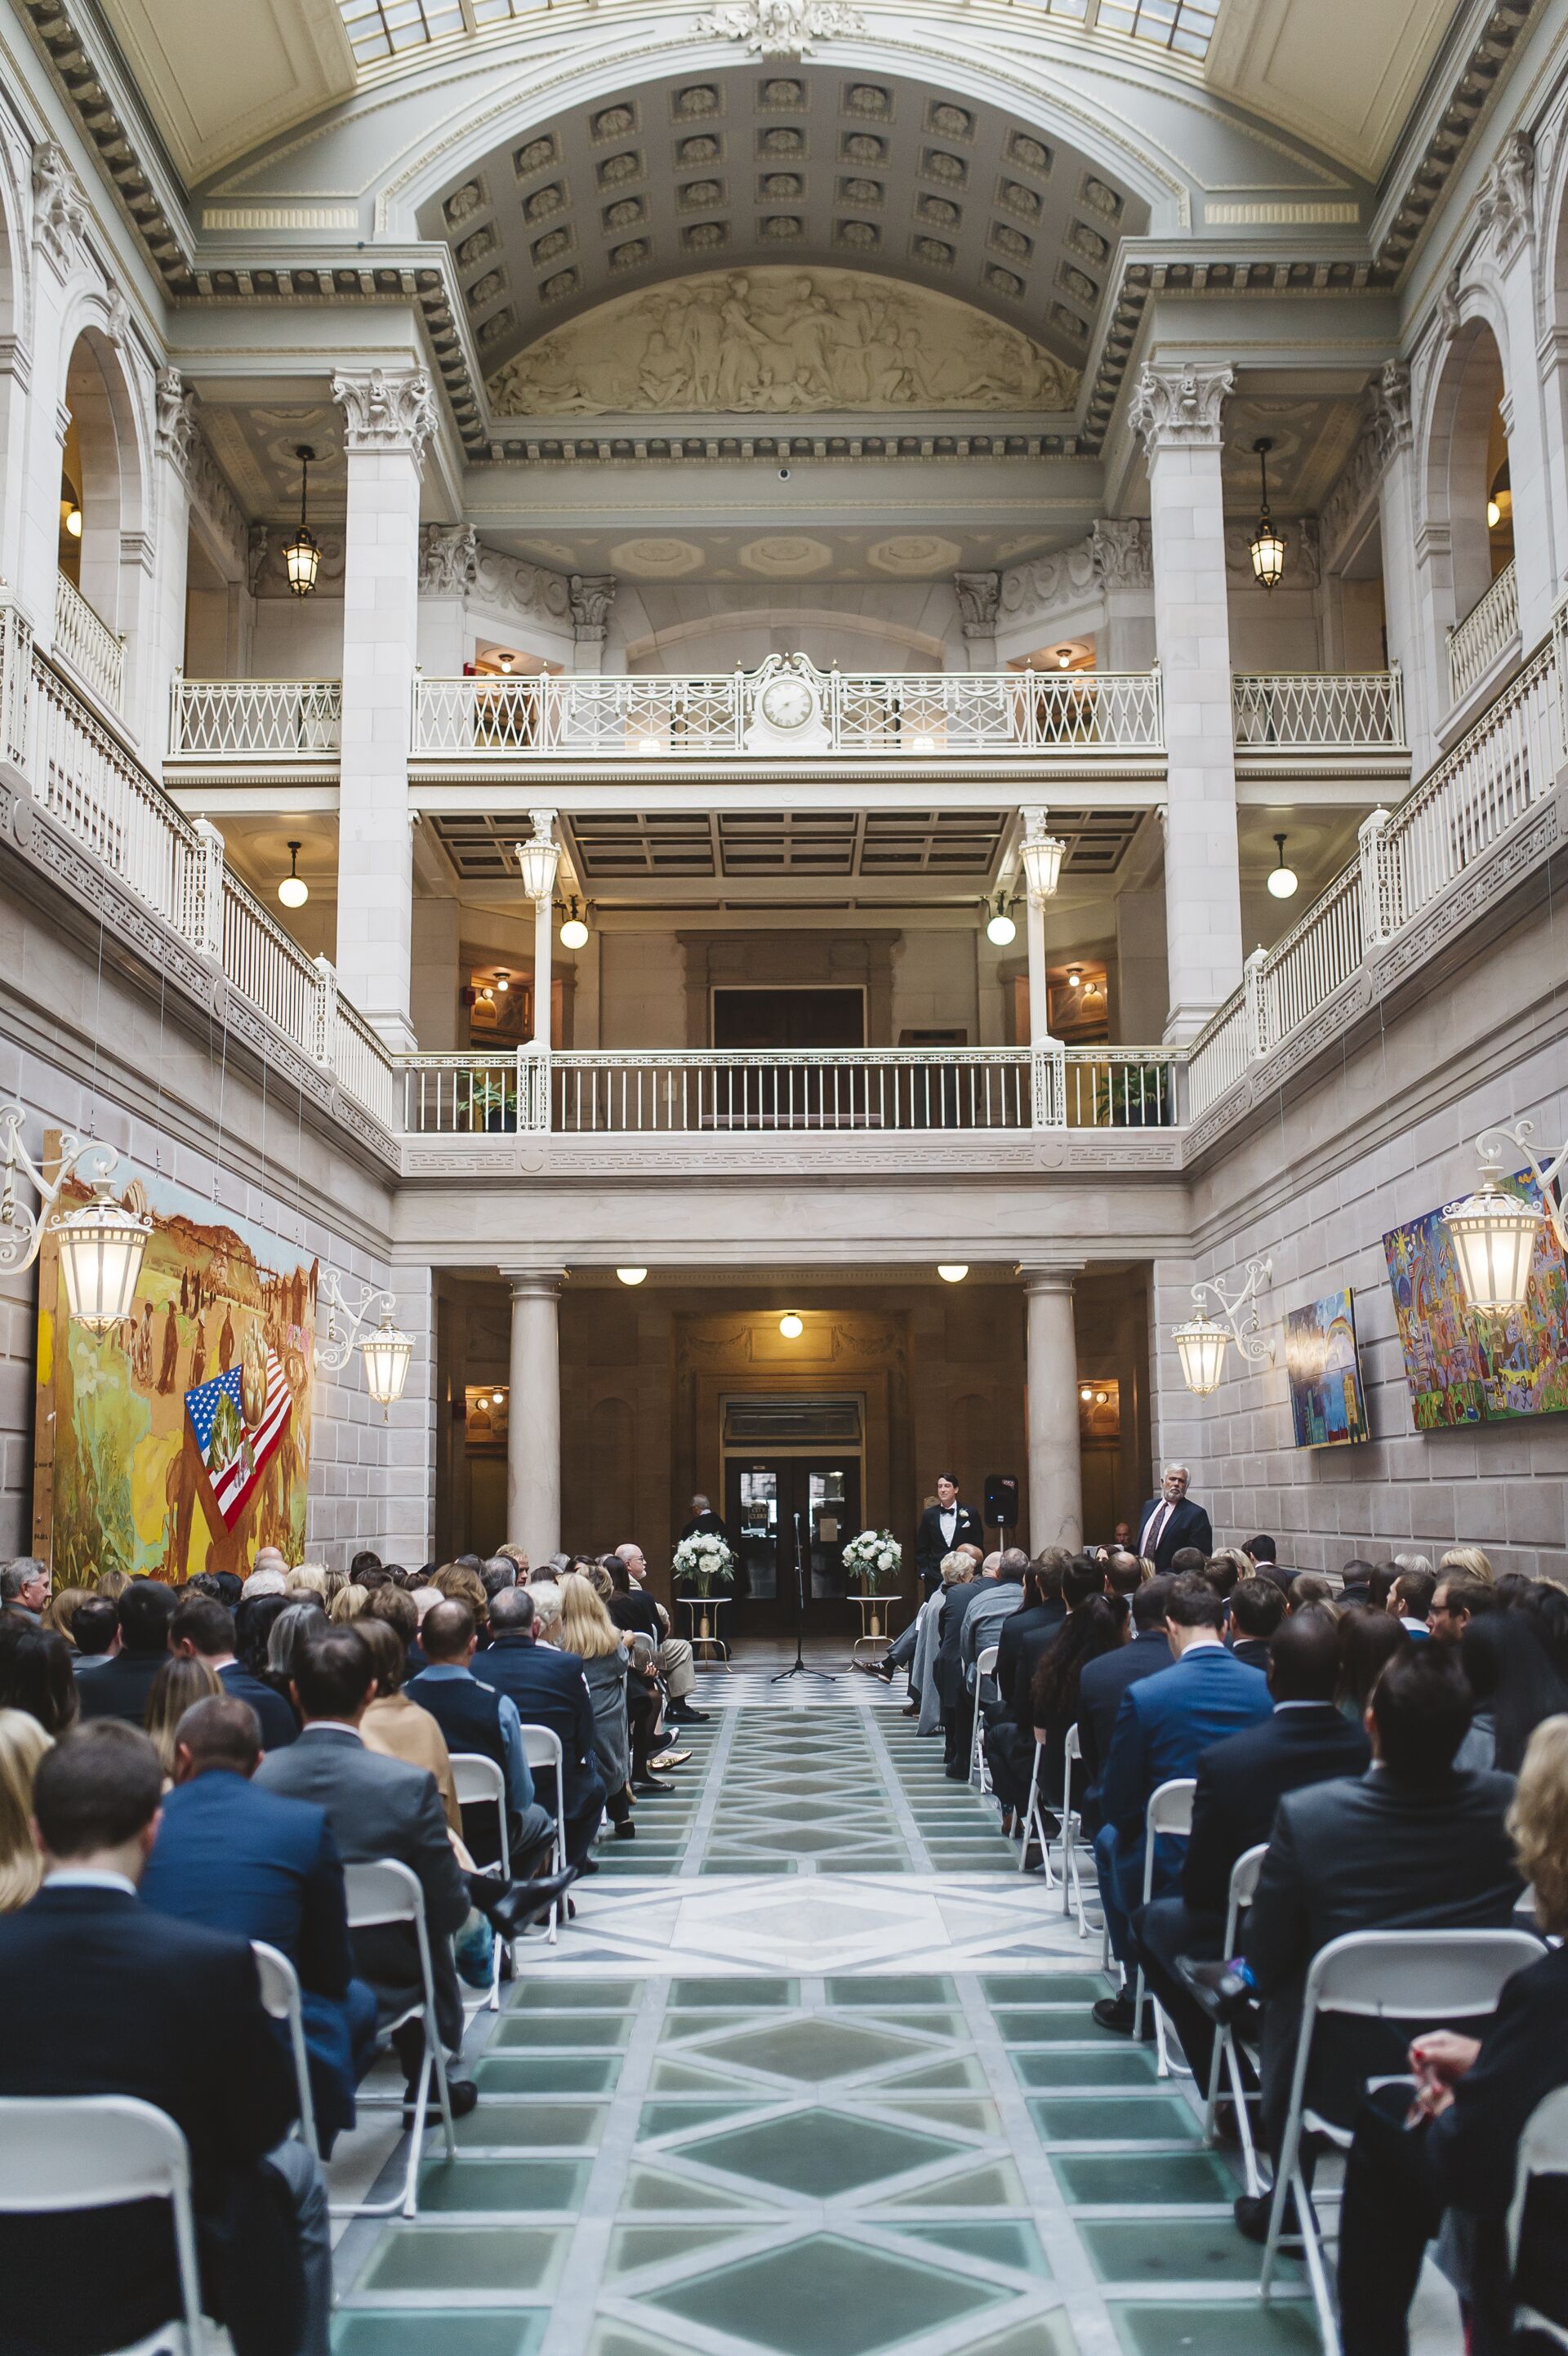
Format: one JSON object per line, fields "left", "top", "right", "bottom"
{"left": 1382, "top": 1171, "right": 1568, "bottom": 1432}
{"left": 33, "top": 1142, "right": 317, "bottom": 1583}
{"left": 1285, "top": 1289, "right": 1370, "bottom": 1447}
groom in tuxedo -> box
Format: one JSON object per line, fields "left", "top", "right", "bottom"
{"left": 1136, "top": 1465, "right": 1213, "bottom": 1572}
{"left": 915, "top": 1475, "right": 984, "bottom": 1597}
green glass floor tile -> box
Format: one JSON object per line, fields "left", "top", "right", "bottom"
{"left": 455, "top": 2102, "right": 608, "bottom": 2148}
{"left": 676, "top": 2108, "right": 965, "bottom": 2196}
{"left": 586, "top": 2326, "right": 687, "bottom": 2356}
{"left": 641, "top": 2229, "right": 1008, "bottom": 2356}
{"left": 995, "top": 2009, "right": 1125, "bottom": 2044}
{"left": 669, "top": 1978, "right": 798, "bottom": 2008}
{"left": 880, "top": 2056, "right": 987, "bottom": 2093}
{"left": 694, "top": 2015, "right": 921, "bottom": 2083}
{"left": 983, "top": 1975, "right": 1108, "bottom": 2005}
{"left": 1027, "top": 2096, "right": 1200, "bottom": 2143}
{"left": 1108, "top": 2300, "right": 1320, "bottom": 2354}
{"left": 1052, "top": 2151, "right": 1240, "bottom": 2206}
{"left": 850, "top": 2009, "right": 961, "bottom": 2035}
{"left": 622, "top": 2166, "right": 768, "bottom": 2212}
{"left": 826, "top": 1976, "right": 956, "bottom": 2006}
{"left": 874, "top": 2095, "right": 1000, "bottom": 2133}
{"left": 475, "top": 2056, "right": 621, "bottom": 2095}
{"left": 1085, "top": 2219, "right": 1302, "bottom": 2287}
{"left": 702, "top": 1859, "right": 782, "bottom": 1875}
{"left": 604, "top": 2225, "right": 760, "bottom": 2283}
{"left": 817, "top": 1855, "right": 906, "bottom": 1873}
{"left": 416, "top": 2158, "right": 590, "bottom": 2212}
{"left": 639, "top": 2101, "right": 768, "bottom": 2138}
{"left": 884, "top": 2220, "right": 1052, "bottom": 2278}
{"left": 333, "top": 2314, "right": 546, "bottom": 2356}
{"left": 1017, "top": 2051, "right": 1161, "bottom": 2089}
{"left": 355, "top": 2225, "right": 567, "bottom": 2294}
{"left": 880, "top": 2158, "right": 1026, "bottom": 2208}
{"left": 951, "top": 2322, "right": 1079, "bottom": 2356}
{"left": 508, "top": 1980, "right": 640, "bottom": 2010}
{"left": 492, "top": 2015, "right": 630, "bottom": 2050}
{"left": 647, "top": 2055, "right": 742, "bottom": 2093}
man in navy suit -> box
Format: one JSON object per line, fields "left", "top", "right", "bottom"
{"left": 478, "top": 1585, "right": 608, "bottom": 1864}
{"left": 74, "top": 1576, "right": 178, "bottom": 1723}
{"left": 1092, "top": 1572, "right": 1272, "bottom": 2033}
{"left": 1128, "top": 1609, "right": 1371, "bottom": 2083}
{"left": 1134, "top": 1466, "right": 1214, "bottom": 1573}
{"left": 139, "top": 1690, "right": 376, "bottom": 2151}
{"left": 1075, "top": 1574, "right": 1174, "bottom": 1830}
{"left": 170, "top": 1592, "right": 298, "bottom": 1749}
{"left": 0, "top": 1719, "right": 327, "bottom": 2356}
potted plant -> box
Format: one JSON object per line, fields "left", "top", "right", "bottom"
{"left": 672, "top": 1529, "right": 737, "bottom": 1643}
{"left": 841, "top": 1528, "right": 902, "bottom": 1641}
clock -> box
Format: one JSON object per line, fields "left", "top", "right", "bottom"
{"left": 758, "top": 674, "right": 817, "bottom": 732}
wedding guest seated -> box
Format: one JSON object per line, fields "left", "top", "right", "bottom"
{"left": 961, "top": 1546, "right": 1029, "bottom": 1696}
{"left": 357, "top": 1612, "right": 462, "bottom": 1835}
{"left": 1334, "top": 1714, "right": 1568, "bottom": 2356}
{"left": 1365, "top": 1563, "right": 1399, "bottom": 1610}
{"left": 1076, "top": 1574, "right": 1174, "bottom": 1833}
{"left": 0, "top": 1624, "right": 79, "bottom": 1737}
{"left": 1440, "top": 1545, "right": 1495, "bottom": 1588}
{"left": 479, "top": 1586, "right": 612, "bottom": 1861}
{"left": 1454, "top": 1611, "right": 1568, "bottom": 1775}
{"left": 1227, "top": 1576, "right": 1285, "bottom": 1671}
{"left": 139, "top": 1692, "right": 376, "bottom": 2153}
{"left": 405, "top": 1602, "right": 555, "bottom": 1870}
{"left": 170, "top": 1593, "right": 298, "bottom": 1751}
{"left": 1202, "top": 1548, "right": 1253, "bottom": 1602}
{"left": 1028, "top": 1561, "right": 1125, "bottom": 1827}
{"left": 1336, "top": 1605, "right": 1404, "bottom": 1724}
{"left": 1244, "top": 1535, "right": 1278, "bottom": 1570}
{"left": 144, "top": 1655, "right": 220, "bottom": 1774}
{"left": 1389, "top": 1569, "right": 1436, "bottom": 1638}
{"left": 1432, "top": 1574, "right": 1500, "bottom": 1646}
{"left": 0, "top": 1707, "right": 52, "bottom": 1913}
{"left": 1288, "top": 1573, "right": 1336, "bottom": 1612}
{"left": 982, "top": 1554, "right": 1068, "bottom": 1833}
{"left": 0, "top": 1721, "right": 327, "bottom": 2356}
{"left": 75, "top": 1578, "right": 177, "bottom": 1722}
{"left": 67, "top": 1591, "right": 118, "bottom": 1670}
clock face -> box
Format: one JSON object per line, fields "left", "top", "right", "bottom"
{"left": 759, "top": 675, "right": 816, "bottom": 730}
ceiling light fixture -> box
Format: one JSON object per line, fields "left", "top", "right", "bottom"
{"left": 778, "top": 1312, "right": 804, "bottom": 1339}
{"left": 911, "top": 731, "right": 936, "bottom": 753}
{"left": 1056, "top": 648, "right": 1071, "bottom": 670}
{"left": 1250, "top": 438, "right": 1285, "bottom": 591}
{"left": 493, "top": 969, "right": 510, "bottom": 994}
{"left": 616, "top": 1267, "right": 648, "bottom": 1285}
{"left": 1067, "top": 965, "right": 1082, "bottom": 990}
{"left": 1079, "top": 1384, "right": 1093, "bottom": 1402}
{"left": 984, "top": 891, "right": 1017, "bottom": 948}
{"left": 559, "top": 897, "right": 590, "bottom": 951}
{"left": 1487, "top": 497, "right": 1502, "bottom": 531}
{"left": 283, "top": 444, "right": 321, "bottom": 599}
{"left": 496, "top": 649, "right": 515, "bottom": 675}
{"left": 1267, "top": 833, "right": 1298, "bottom": 900}
{"left": 937, "top": 1264, "right": 969, "bottom": 1284}
{"left": 278, "top": 840, "right": 309, "bottom": 910}
{"left": 636, "top": 733, "right": 661, "bottom": 755}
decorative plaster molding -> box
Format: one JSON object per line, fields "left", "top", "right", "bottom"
{"left": 1318, "top": 361, "right": 1410, "bottom": 567}
{"left": 569, "top": 572, "right": 616, "bottom": 642}
{"left": 32, "top": 142, "right": 87, "bottom": 276}
{"left": 997, "top": 522, "right": 1149, "bottom": 633}
{"left": 469, "top": 543, "right": 573, "bottom": 627}
{"left": 695, "top": 2, "right": 865, "bottom": 61}
{"left": 1127, "top": 363, "right": 1234, "bottom": 452}
{"left": 418, "top": 523, "right": 477, "bottom": 595}
{"left": 953, "top": 571, "right": 1000, "bottom": 638}
{"left": 1091, "top": 519, "right": 1152, "bottom": 592}
{"left": 331, "top": 367, "right": 439, "bottom": 459}
{"left": 1477, "top": 129, "right": 1535, "bottom": 267}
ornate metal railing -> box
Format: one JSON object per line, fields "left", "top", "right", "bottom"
{"left": 54, "top": 569, "right": 123, "bottom": 715}
{"left": 169, "top": 675, "right": 342, "bottom": 757}
{"left": 1232, "top": 670, "right": 1404, "bottom": 749}
{"left": 1447, "top": 559, "right": 1518, "bottom": 709}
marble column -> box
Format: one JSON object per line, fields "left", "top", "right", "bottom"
{"left": 1022, "top": 1265, "right": 1083, "bottom": 1553}
{"left": 1128, "top": 362, "right": 1244, "bottom": 1044}
{"left": 505, "top": 1268, "right": 565, "bottom": 1563}
{"left": 332, "top": 367, "right": 437, "bottom": 1051}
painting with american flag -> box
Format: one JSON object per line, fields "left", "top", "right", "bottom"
{"left": 186, "top": 1330, "right": 293, "bottom": 1532}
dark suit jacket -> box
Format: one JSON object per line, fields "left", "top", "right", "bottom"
{"left": 1135, "top": 1494, "right": 1214, "bottom": 1572}
{"left": 1230, "top": 1637, "right": 1272, "bottom": 1673}
{"left": 1243, "top": 1764, "right": 1524, "bottom": 2139}
{"left": 1181, "top": 1702, "right": 1371, "bottom": 1918}
{"left": 915, "top": 1502, "right": 984, "bottom": 1591}
{"left": 995, "top": 1600, "right": 1066, "bottom": 1735}
{"left": 139, "top": 1767, "right": 362, "bottom": 2136}
{"left": 476, "top": 1632, "right": 606, "bottom": 1828}
{"left": 935, "top": 1579, "right": 984, "bottom": 1707}
{"left": 0, "top": 1883, "right": 300, "bottom": 2356}
{"left": 217, "top": 1659, "right": 297, "bottom": 1749}
{"left": 1100, "top": 1643, "right": 1272, "bottom": 1896}
{"left": 680, "top": 1511, "right": 731, "bottom": 1545}
{"left": 74, "top": 1644, "right": 167, "bottom": 1724}
{"left": 1076, "top": 1630, "right": 1173, "bottom": 1815}
{"left": 255, "top": 1723, "right": 470, "bottom": 2050}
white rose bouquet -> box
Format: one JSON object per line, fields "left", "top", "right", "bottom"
{"left": 841, "top": 1528, "right": 902, "bottom": 1594}
{"left": 672, "top": 1530, "right": 737, "bottom": 1595}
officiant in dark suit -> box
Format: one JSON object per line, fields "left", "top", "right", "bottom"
{"left": 679, "top": 1494, "right": 731, "bottom": 1547}
{"left": 915, "top": 1475, "right": 984, "bottom": 1596}
{"left": 1136, "top": 1465, "right": 1214, "bottom": 1573}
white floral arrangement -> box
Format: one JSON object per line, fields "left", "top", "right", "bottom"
{"left": 672, "top": 1530, "right": 737, "bottom": 1593}
{"left": 842, "top": 1528, "right": 902, "bottom": 1593}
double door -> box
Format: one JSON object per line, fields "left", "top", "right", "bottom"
{"left": 724, "top": 1459, "right": 862, "bottom": 1636}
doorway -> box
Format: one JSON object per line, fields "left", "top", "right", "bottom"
{"left": 711, "top": 986, "right": 866, "bottom": 1049}
{"left": 724, "top": 1459, "right": 863, "bottom": 1637}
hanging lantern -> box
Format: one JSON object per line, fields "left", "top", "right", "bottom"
{"left": 55, "top": 1182, "right": 153, "bottom": 1335}
{"left": 283, "top": 445, "right": 321, "bottom": 599}
{"left": 1445, "top": 1177, "right": 1543, "bottom": 1316}
{"left": 1019, "top": 822, "right": 1066, "bottom": 901}
{"left": 359, "top": 1307, "right": 413, "bottom": 1417}
{"left": 515, "top": 824, "right": 560, "bottom": 903}
{"left": 1173, "top": 1307, "right": 1230, "bottom": 1398}
{"left": 1250, "top": 438, "right": 1285, "bottom": 591}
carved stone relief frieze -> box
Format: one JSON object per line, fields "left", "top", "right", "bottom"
{"left": 696, "top": 2, "right": 866, "bottom": 61}
{"left": 468, "top": 543, "right": 573, "bottom": 628}
{"left": 418, "top": 523, "right": 478, "bottom": 595}
{"left": 33, "top": 142, "right": 87, "bottom": 276}
{"left": 1127, "top": 362, "right": 1234, "bottom": 452}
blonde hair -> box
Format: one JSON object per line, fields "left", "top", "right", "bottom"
{"left": 498, "top": 1543, "right": 529, "bottom": 1572}
{"left": 144, "top": 1657, "right": 220, "bottom": 1775}
{"left": 286, "top": 1566, "right": 329, "bottom": 1599}
{"left": 329, "top": 1584, "right": 371, "bottom": 1624}
{"left": 94, "top": 1568, "right": 129, "bottom": 1603}
{"left": 0, "top": 1708, "right": 51, "bottom": 1913}
{"left": 557, "top": 1572, "right": 624, "bottom": 1661}
{"left": 434, "top": 1564, "right": 487, "bottom": 1614}
{"left": 1508, "top": 1716, "right": 1568, "bottom": 1934}
{"left": 42, "top": 1588, "right": 95, "bottom": 1646}
{"left": 939, "top": 1551, "right": 971, "bottom": 1586}
{"left": 1208, "top": 1547, "right": 1254, "bottom": 1585}
{"left": 1440, "top": 1546, "right": 1494, "bottom": 1587}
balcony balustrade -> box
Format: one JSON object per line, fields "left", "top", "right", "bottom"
{"left": 1447, "top": 560, "right": 1519, "bottom": 710}
{"left": 1231, "top": 670, "right": 1404, "bottom": 750}
{"left": 54, "top": 571, "right": 123, "bottom": 717}
{"left": 169, "top": 675, "right": 342, "bottom": 758}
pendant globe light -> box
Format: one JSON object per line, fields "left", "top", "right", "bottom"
{"left": 1250, "top": 439, "right": 1286, "bottom": 591}
{"left": 278, "top": 841, "right": 309, "bottom": 910}
{"left": 1267, "top": 834, "right": 1298, "bottom": 900}
{"left": 283, "top": 445, "right": 321, "bottom": 599}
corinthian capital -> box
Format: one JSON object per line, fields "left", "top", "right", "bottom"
{"left": 332, "top": 367, "right": 439, "bottom": 461}
{"left": 1127, "top": 361, "right": 1234, "bottom": 453}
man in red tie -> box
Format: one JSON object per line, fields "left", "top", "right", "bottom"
{"left": 1136, "top": 1465, "right": 1212, "bottom": 1573}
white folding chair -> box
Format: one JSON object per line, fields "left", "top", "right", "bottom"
{"left": 0, "top": 2095, "right": 204, "bottom": 2355}
{"left": 1261, "top": 1926, "right": 1546, "bottom": 2355}
{"left": 1133, "top": 1775, "right": 1196, "bottom": 2073}
{"left": 335, "top": 1857, "right": 457, "bottom": 2220}
{"left": 1015, "top": 1739, "right": 1058, "bottom": 1887}
{"left": 1508, "top": 2084, "right": 1568, "bottom": 2350}
{"left": 1058, "top": 1723, "right": 1099, "bottom": 1937}
{"left": 519, "top": 1723, "right": 568, "bottom": 1944}
{"left": 252, "top": 1940, "right": 318, "bottom": 2158}
{"left": 970, "top": 1646, "right": 1000, "bottom": 1791}
{"left": 449, "top": 1753, "right": 510, "bottom": 2006}
{"left": 1199, "top": 1842, "right": 1267, "bottom": 2196}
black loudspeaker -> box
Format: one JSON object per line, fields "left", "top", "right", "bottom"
{"left": 984, "top": 1474, "right": 1019, "bottom": 1529}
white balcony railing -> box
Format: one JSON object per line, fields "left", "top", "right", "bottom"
{"left": 1448, "top": 560, "right": 1519, "bottom": 709}
{"left": 1232, "top": 670, "right": 1404, "bottom": 750}
{"left": 169, "top": 675, "right": 342, "bottom": 758}
{"left": 54, "top": 570, "right": 123, "bottom": 716}
{"left": 412, "top": 660, "right": 1165, "bottom": 762}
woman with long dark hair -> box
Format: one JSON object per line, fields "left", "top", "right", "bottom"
{"left": 1455, "top": 1610, "right": 1568, "bottom": 1774}
{"left": 984, "top": 1552, "right": 1069, "bottom": 1831}
{"left": 1030, "top": 1559, "right": 1126, "bottom": 1810}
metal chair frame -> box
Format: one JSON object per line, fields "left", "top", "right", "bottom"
{"left": 1508, "top": 2082, "right": 1568, "bottom": 2350}
{"left": 1133, "top": 1775, "right": 1196, "bottom": 2075}
{"left": 1058, "top": 1722, "right": 1099, "bottom": 1937}
{"left": 1198, "top": 1842, "right": 1267, "bottom": 2197}
{"left": 252, "top": 1940, "right": 319, "bottom": 2157}
{"left": 1015, "top": 1737, "right": 1058, "bottom": 1888}
{"left": 334, "top": 1857, "right": 457, "bottom": 2221}
{"left": 448, "top": 1752, "right": 511, "bottom": 2008}
{"left": 969, "top": 1643, "right": 1000, "bottom": 1791}
{"left": 519, "top": 1722, "right": 568, "bottom": 1944}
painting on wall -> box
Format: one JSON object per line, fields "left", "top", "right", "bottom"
{"left": 1284, "top": 1289, "right": 1370, "bottom": 1447}
{"left": 1382, "top": 1172, "right": 1568, "bottom": 1431}
{"left": 33, "top": 1142, "right": 317, "bottom": 1583}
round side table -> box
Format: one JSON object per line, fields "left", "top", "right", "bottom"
{"left": 852, "top": 1592, "right": 902, "bottom": 1661}
{"left": 676, "top": 1592, "right": 731, "bottom": 1668}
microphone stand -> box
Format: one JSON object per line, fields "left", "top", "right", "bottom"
{"left": 771, "top": 1507, "right": 838, "bottom": 1683}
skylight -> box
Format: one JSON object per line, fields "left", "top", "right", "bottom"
{"left": 336, "top": 0, "right": 1217, "bottom": 69}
